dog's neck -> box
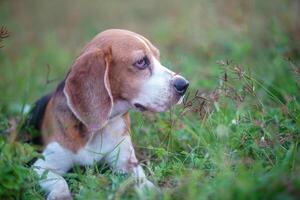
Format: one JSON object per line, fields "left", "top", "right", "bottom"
{"left": 109, "top": 100, "right": 131, "bottom": 120}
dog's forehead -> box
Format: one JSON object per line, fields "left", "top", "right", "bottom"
{"left": 86, "top": 29, "right": 159, "bottom": 57}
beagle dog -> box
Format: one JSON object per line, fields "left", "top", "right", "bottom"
{"left": 29, "top": 29, "right": 189, "bottom": 200}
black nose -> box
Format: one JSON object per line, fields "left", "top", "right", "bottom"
{"left": 173, "top": 77, "right": 189, "bottom": 95}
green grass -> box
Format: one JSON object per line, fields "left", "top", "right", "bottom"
{"left": 0, "top": 0, "right": 300, "bottom": 199}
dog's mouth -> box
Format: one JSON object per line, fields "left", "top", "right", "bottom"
{"left": 133, "top": 96, "right": 184, "bottom": 113}
{"left": 133, "top": 103, "right": 147, "bottom": 112}
{"left": 133, "top": 102, "right": 171, "bottom": 113}
{"left": 133, "top": 103, "right": 164, "bottom": 112}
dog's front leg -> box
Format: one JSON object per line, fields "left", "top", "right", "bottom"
{"left": 105, "top": 134, "right": 155, "bottom": 190}
{"left": 33, "top": 142, "right": 73, "bottom": 200}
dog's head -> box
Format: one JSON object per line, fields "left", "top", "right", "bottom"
{"left": 64, "top": 29, "right": 189, "bottom": 131}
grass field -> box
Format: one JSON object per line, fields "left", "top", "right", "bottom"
{"left": 0, "top": 0, "right": 300, "bottom": 199}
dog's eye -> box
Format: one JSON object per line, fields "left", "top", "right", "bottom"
{"left": 133, "top": 56, "right": 149, "bottom": 70}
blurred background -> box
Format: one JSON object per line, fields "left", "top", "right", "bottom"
{"left": 0, "top": 0, "right": 299, "bottom": 106}
{"left": 0, "top": 0, "right": 300, "bottom": 199}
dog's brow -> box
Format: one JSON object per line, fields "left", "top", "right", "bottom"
{"left": 132, "top": 35, "right": 150, "bottom": 52}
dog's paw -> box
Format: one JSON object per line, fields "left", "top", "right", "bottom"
{"left": 47, "top": 187, "right": 72, "bottom": 200}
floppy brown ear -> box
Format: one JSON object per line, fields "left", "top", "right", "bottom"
{"left": 63, "top": 48, "right": 113, "bottom": 132}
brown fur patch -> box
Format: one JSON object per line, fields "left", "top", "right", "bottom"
{"left": 41, "top": 88, "right": 90, "bottom": 152}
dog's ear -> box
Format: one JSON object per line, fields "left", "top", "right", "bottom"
{"left": 64, "top": 48, "right": 113, "bottom": 132}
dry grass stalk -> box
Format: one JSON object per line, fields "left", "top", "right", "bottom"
{"left": 0, "top": 26, "right": 9, "bottom": 48}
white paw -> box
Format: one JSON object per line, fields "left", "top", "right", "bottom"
{"left": 47, "top": 187, "right": 72, "bottom": 200}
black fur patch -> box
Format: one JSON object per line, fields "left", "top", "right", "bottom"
{"left": 28, "top": 94, "right": 52, "bottom": 130}
{"left": 23, "top": 94, "right": 52, "bottom": 144}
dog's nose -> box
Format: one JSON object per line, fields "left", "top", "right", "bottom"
{"left": 173, "top": 77, "right": 189, "bottom": 95}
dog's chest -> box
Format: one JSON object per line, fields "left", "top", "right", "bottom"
{"left": 73, "top": 116, "right": 126, "bottom": 165}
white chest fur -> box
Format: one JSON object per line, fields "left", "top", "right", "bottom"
{"left": 74, "top": 116, "right": 127, "bottom": 165}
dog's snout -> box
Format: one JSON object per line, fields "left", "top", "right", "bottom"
{"left": 173, "top": 77, "right": 189, "bottom": 95}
